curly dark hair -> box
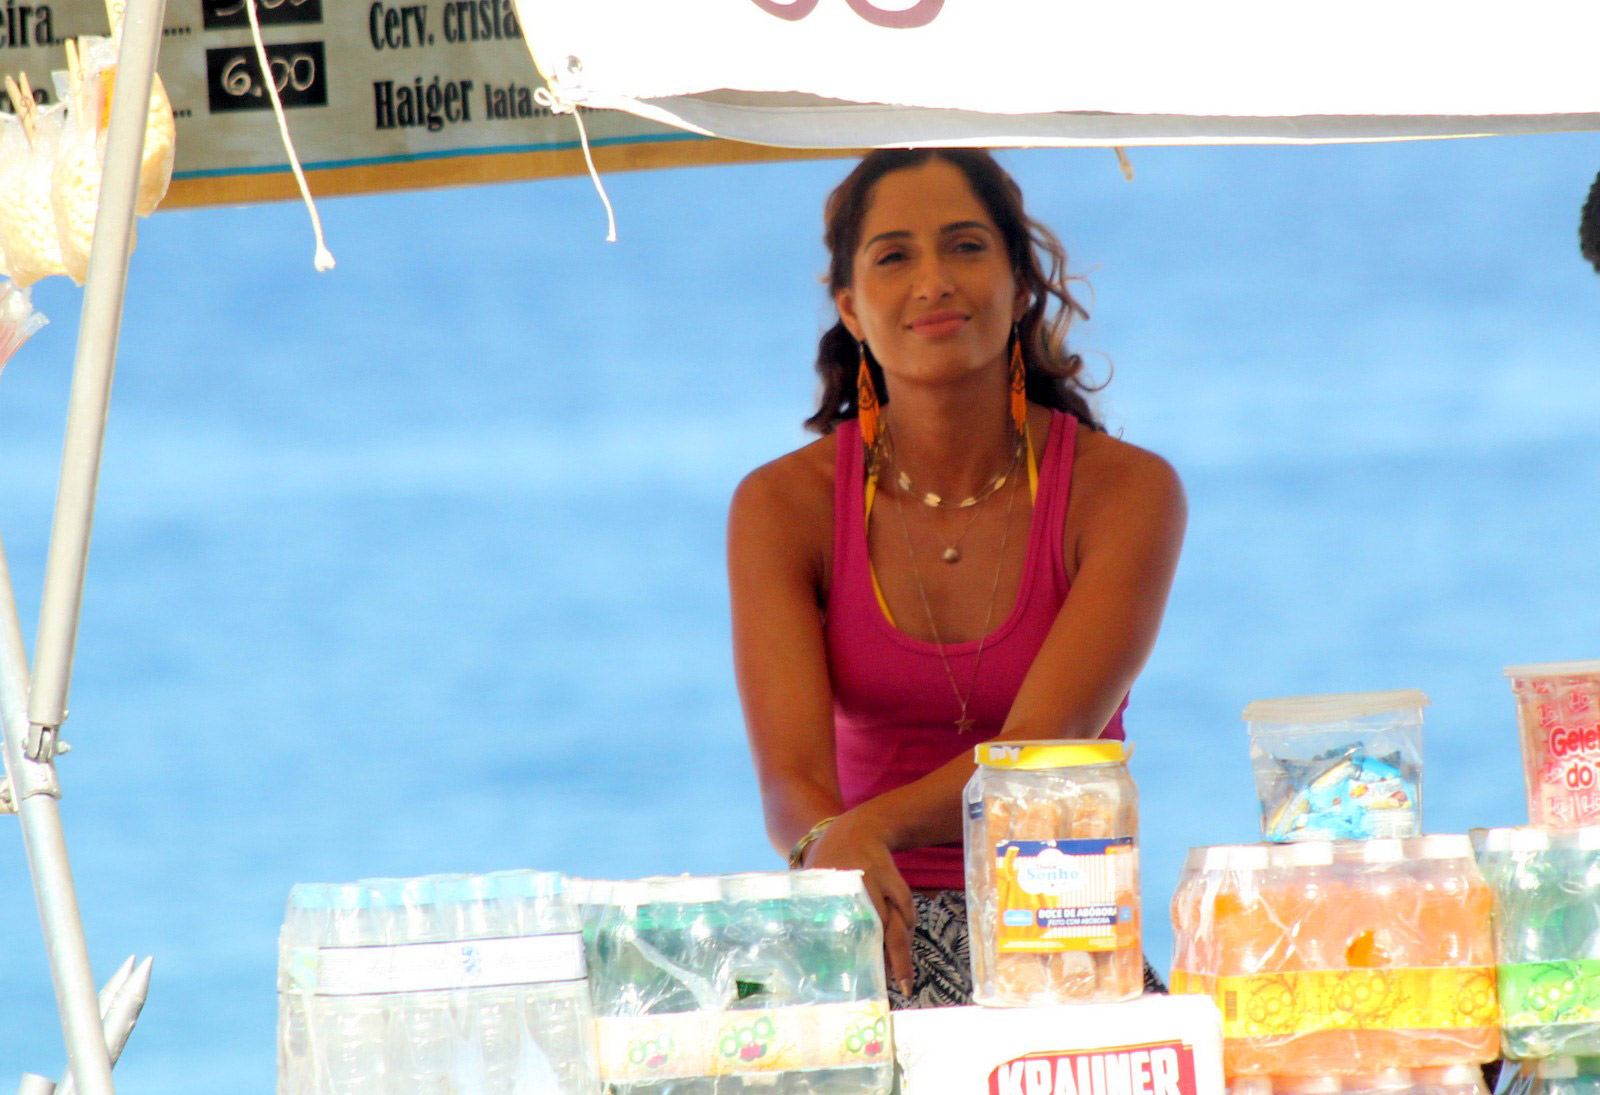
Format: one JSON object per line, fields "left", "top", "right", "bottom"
{"left": 1581, "top": 169, "right": 1600, "bottom": 275}
{"left": 803, "top": 148, "right": 1104, "bottom": 435}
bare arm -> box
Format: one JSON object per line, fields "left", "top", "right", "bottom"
{"left": 727, "top": 445, "right": 918, "bottom": 989}
{"left": 727, "top": 453, "right": 842, "bottom": 855}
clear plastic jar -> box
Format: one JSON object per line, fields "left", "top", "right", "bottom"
{"left": 963, "top": 739, "right": 1140, "bottom": 1006}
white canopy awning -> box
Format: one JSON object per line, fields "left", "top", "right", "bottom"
{"left": 514, "top": 0, "right": 1600, "bottom": 146}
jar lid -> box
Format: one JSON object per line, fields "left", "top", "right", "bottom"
{"left": 1241, "top": 689, "right": 1429, "bottom": 724}
{"left": 1504, "top": 659, "right": 1600, "bottom": 679}
{"left": 974, "top": 740, "right": 1125, "bottom": 769}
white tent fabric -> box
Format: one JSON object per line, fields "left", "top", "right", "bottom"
{"left": 514, "top": 0, "right": 1600, "bottom": 145}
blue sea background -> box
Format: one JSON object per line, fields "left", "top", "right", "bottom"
{"left": 1, "top": 134, "right": 1598, "bottom": 1089}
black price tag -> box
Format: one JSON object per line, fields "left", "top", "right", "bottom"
{"left": 205, "top": 42, "right": 328, "bottom": 114}
{"left": 202, "top": 0, "right": 324, "bottom": 30}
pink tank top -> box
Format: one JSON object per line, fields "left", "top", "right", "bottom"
{"left": 825, "top": 410, "right": 1127, "bottom": 890}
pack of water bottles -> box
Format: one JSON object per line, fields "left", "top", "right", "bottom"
{"left": 577, "top": 869, "right": 893, "bottom": 1094}
{"left": 276, "top": 870, "right": 597, "bottom": 1095}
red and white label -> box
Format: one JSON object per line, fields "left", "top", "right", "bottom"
{"left": 988, "top": 1041, "right": 1198, "bottom": 1095}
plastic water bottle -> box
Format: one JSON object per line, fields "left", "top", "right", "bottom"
{"left": 487, "top": 869, "right": 599, "bottom": 1095}
{"left": 315, "top": 883, "right": 391, "bottom": 1095}
{"left": 1475, "top": 826, "right": 1600, "bottom": 1059}
{"left": 788, "top": 870, "right": 891, "bottom": 1095}
{"left": 717, "top": 874, "right": 803, "bottom": 1095}
{"left": 366, "top": 877, "right": 455, "bottom": 1095}
{"left": 1517, "top": 1058, "right": 1600, "bottom": 1095}
{"left": 278, "top": 884, "right": 325, "bottom": 1095}
{"left": 590, "top": 878, "right": 721, "bottom": 1095}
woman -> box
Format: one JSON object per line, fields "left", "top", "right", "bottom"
{"left": 727, "top": 149, "right": 1186, "bottom": 1007}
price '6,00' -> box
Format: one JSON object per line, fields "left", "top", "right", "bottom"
{"left": 223, "top": 51, "right": 316, "bottom": 98}
{"left": 205, "top": 42, "right": 328, "bottom": 113}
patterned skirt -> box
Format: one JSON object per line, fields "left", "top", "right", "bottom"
{"left": 887, "top": 890, "right": 1168, "bottom": 1010}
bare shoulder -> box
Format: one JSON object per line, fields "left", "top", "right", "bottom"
{"left": 731, "top": 434, "right": 836, "bottom": 522}
{"left": 1066, "top": 424, "right": 1187, "bottom": 562}
{"left": 728, "top": 434, "right": 838, "bottom": 574}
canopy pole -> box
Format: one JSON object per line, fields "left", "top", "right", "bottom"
{"left": 25, "top": 0, "right": 168, "bottom": 751}
{"left": 11, "top": 0, "right": 169, "bottom": 1087}
{"left": 0, "top": 535, "right": 113, "bottom": 1095}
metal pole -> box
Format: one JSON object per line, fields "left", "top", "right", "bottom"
{"left": 0, "top": 536, "right": 114, "bottom": 1095}
{"left": 8, "top": 0, "right": 170, "bottom": 1087}
{"left": 25, "top": 0, "right": 169, "bottom": 752}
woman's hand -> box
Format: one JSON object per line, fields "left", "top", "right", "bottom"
{"left": 803, "top": 806, "right": 917, "bottom": 997}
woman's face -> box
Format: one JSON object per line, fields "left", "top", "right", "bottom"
{"left": 835, "top": 159, "right": 1026, "bottom": 394}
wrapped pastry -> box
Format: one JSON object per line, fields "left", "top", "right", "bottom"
{"left": 0, "top": 84, "right": 69, "bottom": 287}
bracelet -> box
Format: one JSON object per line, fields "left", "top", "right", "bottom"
{"left": 787, "top": 815, "right": 837, "bottom": 869}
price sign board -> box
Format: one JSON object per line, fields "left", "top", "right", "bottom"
{"left": 0, "top": 0, "right": 824, "bottom": 209}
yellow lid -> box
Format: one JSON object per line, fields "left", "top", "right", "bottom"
{"left": 973, "top": 740, "right": 1125, "bottom": 769}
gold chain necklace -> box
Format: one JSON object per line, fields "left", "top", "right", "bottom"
{"left": 887, "top": 427, "right": 1022, "bottom": 563}
{"left": 891, "top": 465, "right": 1020, "bottom": 733}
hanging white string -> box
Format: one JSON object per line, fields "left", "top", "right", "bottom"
{"left": 534, "top": 86, "right": 617, "bottom": 243}
{"left": 242, "top": 0, "right": 334, "bottom": 271}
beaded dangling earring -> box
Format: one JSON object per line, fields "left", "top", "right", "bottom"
{"left": 857, "top": 340, "right": 885, "bottom": 476}
{"left": 1009, "top": 326, "right": 1028, "bottom": 443}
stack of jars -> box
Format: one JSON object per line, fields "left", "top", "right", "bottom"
{"left": 1171, "top": 691, "right": 1499, "bottom": 1094}
{"left": 1472, "top": 660, "right": 1600, "bottom": 1095}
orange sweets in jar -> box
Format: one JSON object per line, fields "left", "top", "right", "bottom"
{"left": 963, "top": 740, "right": 1141, "bottom": 1006}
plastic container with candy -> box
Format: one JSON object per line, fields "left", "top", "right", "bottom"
{"left": 963, "top": 739, "right": 1141, "bottom": 1006}
{"left": 1505, "top": 660, "right": 1600, "bottom": 829}
{"left": 1244, "top": 691, "right": 1427, "bottom": 842}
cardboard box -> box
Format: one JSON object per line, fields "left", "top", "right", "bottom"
{"left": 892, "top": 993, "right": 1225, "bottom": 1095}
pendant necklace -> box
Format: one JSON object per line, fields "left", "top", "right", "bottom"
{"left": 892, "top": 465, "right": 1019, "bottom": 733}
{"left": 888, "top": 429, "right": 1023, "bottom": 564}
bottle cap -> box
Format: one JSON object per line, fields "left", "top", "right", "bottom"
{"left": 1343, "top": 1069, "right": 1412, "bottom": 1092}
{"left": 1410, "top": 834, "right": 1472, "bottom": 860}
{"left": 288, "top": 883, "right": 331, "bottom": 911}
{"left": 326, "top": 883, "right": 371, "bottom": 910}
{"left": 1471, "top": 826, "right": 1550, "bottom": 855}
{"left": 1410, "top": 1066, "right": 1480, "bottom": 1086}
{"left": 648, "top": 875, "right": 722, "bottom": 905}
{"left": 793, "top": 868, "right": 866, "bottom": 897}
{"left": 1270, "top": 841, "right": 1335, "bottom": 868}
{"left": 1359, "top": 838, "right": 1406, "bottom": 864}
{"left": 973, "top": 740, "right": 1125, "bottom": 769}
{"left": 721, "top": 872, "right": 792, "bottom": 901}
{"left": 359, "top": 877, "right": 409, "bottom": 908}
{"left": 1224, "top": 845, "right": 1271, "bottom": 873}
{"left": 1273, "top": 1077, "right": 1341, "bottom": 1095}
